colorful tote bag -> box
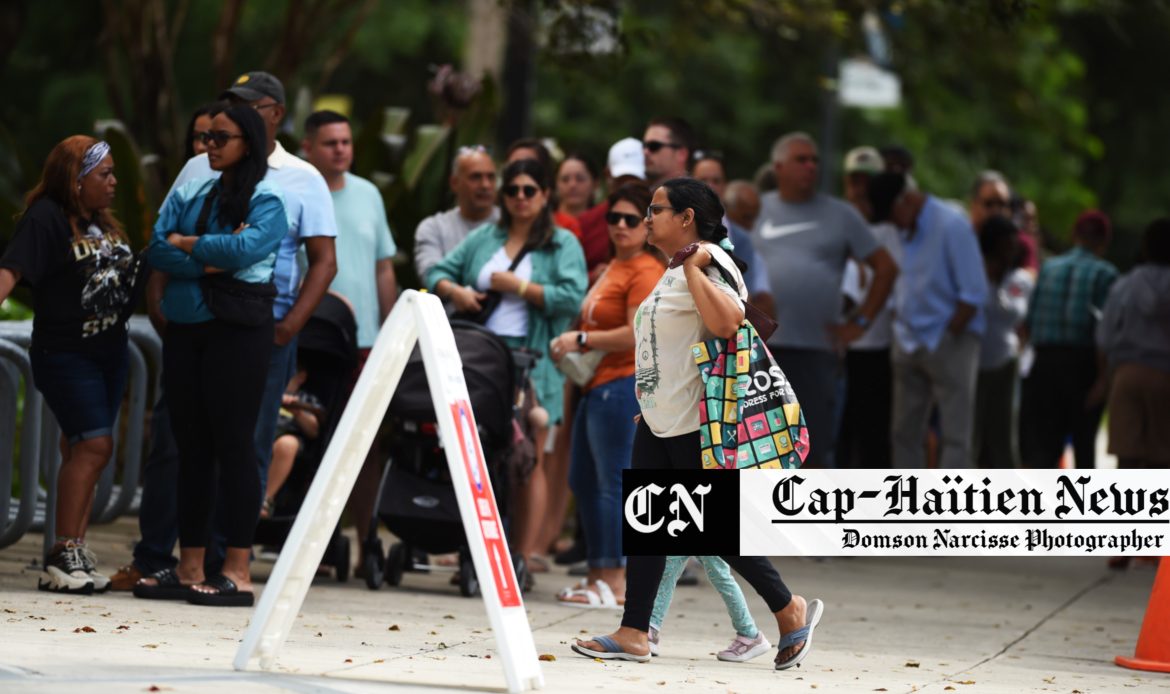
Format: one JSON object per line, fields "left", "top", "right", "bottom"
{"left": 692, "top": 321, "right": 809, "bottom": 470}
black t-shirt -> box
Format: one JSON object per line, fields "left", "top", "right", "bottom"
{"left": 0, "top": 198, "right": 139, "bottom": 353}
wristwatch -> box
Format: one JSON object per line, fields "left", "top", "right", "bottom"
{"left": 577, "top": 332, "right": 589, "bottom": 347}
{"left": 852, "top": 314, "right": 871, "bottom": 329}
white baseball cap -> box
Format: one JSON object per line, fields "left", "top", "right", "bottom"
{"left": 607, "top": 137, "right": 645, "bottom": 180}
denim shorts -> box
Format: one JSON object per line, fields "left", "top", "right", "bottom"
{"left": 30, "top": 345, "right": 129, "bottom": 444}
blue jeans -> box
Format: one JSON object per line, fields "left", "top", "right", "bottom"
{"left": 568, "top": 375, "right": 638, "bottom": 569}
{"left": 254, "top": 337, "right": 298, "bottom": 493}
{"left": 30, "top": 344, "right": 128, "bottom": 445}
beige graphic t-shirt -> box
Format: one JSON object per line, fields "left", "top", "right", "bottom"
{"left": 634, "top": 243, "right": 747, "bottom": 438}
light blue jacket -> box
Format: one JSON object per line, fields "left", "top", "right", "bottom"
{"left": 426, "top": 223, "right": 587, "bottom": 423}
{"left": 148, "top": 178, "right": 288, "bottom": 324}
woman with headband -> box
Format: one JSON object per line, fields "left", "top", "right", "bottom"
{"left": 0, "top": 136, "right": 140, "bottom": 594}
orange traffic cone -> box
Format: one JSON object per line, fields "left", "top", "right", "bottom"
{"left": 1116, "top": 557, "right": 1170, "bottom": 672}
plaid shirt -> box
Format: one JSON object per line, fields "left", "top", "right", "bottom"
{"left": 1026, "top": 246, "right": 1118, "bottom": 347}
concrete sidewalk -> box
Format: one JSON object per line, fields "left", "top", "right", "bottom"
{"left": 1, "top": 517, "right": 1166, "bottom": 694}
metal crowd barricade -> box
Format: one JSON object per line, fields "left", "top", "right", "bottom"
{"left": 0, "top": 318, "right": 157, "bottom": 556}
{"left": 0, "top": 337, "right": 43, "bottom": 549}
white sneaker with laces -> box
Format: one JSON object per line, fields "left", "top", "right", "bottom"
{"left": 717, "top": 631, "right": 772, "bottom": 662}
{"left": 39, "top": 541, "right": 95, "bottom": 594}
{"left": 79, "top": 545, "right": 111, "bottom": 593}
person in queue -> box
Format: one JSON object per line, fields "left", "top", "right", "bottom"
{"left": 426, "top": 158, "right": 586, "bottom": 586}
{"left": 0, "top": 136, "right": 139, "bottom": 593}
{"left": 550, "top": 182, "right": 663, "bottom": 608}
{"left": 138, "top": 104, "right": 288, "bottom": 606}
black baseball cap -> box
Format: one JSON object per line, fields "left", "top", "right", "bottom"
{"left": 220, "top": 71, "right": 286, "bottom": 104}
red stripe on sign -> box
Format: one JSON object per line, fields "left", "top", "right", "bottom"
{"left": 450, "top": 401, "right": 522, "bottom": 608}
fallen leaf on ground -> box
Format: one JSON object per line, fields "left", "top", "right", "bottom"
{"left": 444, "top": 614, "right": 455, "bottom": 619}
{"left": 539, "top": 654, "right": 556, "bottom": 661}
{"left": 955, "top": 681, "right": 975, "bottom": 686}
{"left": 116, "top": 625, "right": 130, "bottom": 630}
{"left": 143, "top": 644, "right": 159, "bottom": 649}
{"left": 344, "top": 659, "right": 353, "bottom": 663}
{"left": 374, "top": 659, "right": 384, "bottom": 664}
{"left": 905, "top": 661, "right": 920, "bottom": 668}
{"left": 74, "top": 626, "right": 96, "bottom": 633}
{"left": 388, "top": 625, "right": 400, "bottom": 631}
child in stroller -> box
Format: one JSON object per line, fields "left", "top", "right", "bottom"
{"left": 361, "top": 319, "right": 543, "bottom": 597}
{"left": 260, "top": 361, "right": 324, "bottom": 518}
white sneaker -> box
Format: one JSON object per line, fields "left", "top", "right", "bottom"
{"left": 39, "top": 541, "right": 95, "bottom": 594}
{"left": 717, "top": 632, "right": 772, "bottom": 662}
{"left": 79, "top": 544, "right": 111, "bottom": 593}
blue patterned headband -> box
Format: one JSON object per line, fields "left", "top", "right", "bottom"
{"left": 78, "top": 141, "right": 111, "bottom": 180}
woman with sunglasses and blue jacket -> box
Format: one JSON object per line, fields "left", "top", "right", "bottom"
{"left": 138, "top": 104, "right": 287, "bottom": 607}
{"left": 427, "top": 157, "right": 587, "bottom": 585}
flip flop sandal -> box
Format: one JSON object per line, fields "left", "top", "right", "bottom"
{"left": 571, "top": 635, "right": 651, "bottom": 662}
{"left": 186, "top": 574, "right": 255, "bottom": 607}
{"left": 556, "top": 579, "right": 622, "bottom": 609}
{"left": 774, "top": 598, "right": 824, "bottom": 671}
{"left": 132, "top": 568, "right": 195, "bottom": 601}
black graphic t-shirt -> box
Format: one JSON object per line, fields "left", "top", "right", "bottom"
{"left": 0, "top": 198, "right": 138, "bottom": 353}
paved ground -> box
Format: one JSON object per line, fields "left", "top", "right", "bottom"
{"left": 1, "top": 516, "right": 1166, "bottom": 694}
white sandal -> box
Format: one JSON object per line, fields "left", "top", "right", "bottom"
{"left": 556, "top": 579, "right": 622, "bottom": 609}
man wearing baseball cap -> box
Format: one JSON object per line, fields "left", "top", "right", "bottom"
{"left": 575, "top": 137, "right": 647, "bottom": 280}
{"left": 838, "top": 146, "right": 901, "bottom": 469}
{"left": 127, "top": 71, "right": 338, "bottom": 589}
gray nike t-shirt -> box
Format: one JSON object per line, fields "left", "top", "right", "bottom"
{"left": 753, "top": 192, "right": 880, "bottom": 350}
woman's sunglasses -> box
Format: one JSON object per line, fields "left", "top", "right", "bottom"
{"left": 605, "top": 212, "right": 643, "bottom": 228}
{"left": 503, "top": 184, "right": 540, "bottom": 199}
{"left": 198, "top": 130, "right": 244, "bottom": 148}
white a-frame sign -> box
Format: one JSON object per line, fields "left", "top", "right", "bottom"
{"left": 234, "top": 290, "right": 544, "bottom": 693}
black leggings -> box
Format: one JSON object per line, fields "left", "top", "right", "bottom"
{"left": 620, "top": 419, "right": 793, "bottom": 631}
{"left": 163, "top": 318, "right": 273, "bottom": 549}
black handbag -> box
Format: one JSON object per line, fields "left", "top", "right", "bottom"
{"left": 452, "top": 245, "right": 531, "bottom": 325}
{"left": 192, "top": 186, "right": 276, "bottom": 327}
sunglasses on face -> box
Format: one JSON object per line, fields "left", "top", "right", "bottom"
{"left": 504, "top": 184, "right": 540, "bottom": 199}
{"left": 605, "top": 212, "right": 643, "bottom": 228}
{"left": 199, "top": 130, "right": 244, "bottom": 148}
{"left": 646, "top": 204, "right": 678, "bottom": 219}
{"left": 644, "top": 140, "right": 681, "bottom": 153}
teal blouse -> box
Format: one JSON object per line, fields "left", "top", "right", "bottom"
{"left": 426, "top": 223, "right": 587, "bottom": 423}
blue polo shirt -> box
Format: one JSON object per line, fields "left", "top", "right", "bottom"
{"left": 163, "top": 142, "right": 337, "bottom": 320}
{"left": 893, "top": 196, "right": 988, "bottom": 353}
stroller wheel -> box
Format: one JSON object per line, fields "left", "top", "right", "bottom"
{"left": 363, "top": 537, "right": 385, "bottom": 590}
{"left": 386, "top": 542, "right": 406, "bottom": 587}
{"left": 331, "top": 534, "right": 351, "bottom": 583}
{"left": 458, "top": 549, "right": 479, "bottom": 598}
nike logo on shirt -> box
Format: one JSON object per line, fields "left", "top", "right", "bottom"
{"left": 758, "top": 221, "right": 819, "bottom": 239}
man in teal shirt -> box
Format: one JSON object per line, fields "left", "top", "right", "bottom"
{"left": 302, "top": 110, "right": 397, "bottom": 349}
{"left": 303, "top": 110, "right": 398, "bottom": 558}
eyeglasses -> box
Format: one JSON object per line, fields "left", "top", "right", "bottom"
{"left": 504, "top": 184, "right": 540, "bottom": 199}
{"left": 199, "top": 130, "right": 245, "bottom": 148}
{"left": 645, "top": 204, "right": 678, "bottom": 219}
{"left": 605, "top": 211, "right": 643, "bottom": 228}
{"left": 644, "top": 140, "right": 681, "bottom": 154}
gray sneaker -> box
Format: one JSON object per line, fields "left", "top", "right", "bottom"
{"left": 717, "top": 632, "right": 772, "bottom": 662}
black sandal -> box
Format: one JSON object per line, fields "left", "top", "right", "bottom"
{"left": 186, "top": 574, "right": 254, "bottom": 607}
{"left": 133, "top": 568, "right": 196, "bottom": 601}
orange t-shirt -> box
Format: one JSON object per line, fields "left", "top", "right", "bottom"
{"left": 581, "top": 252, "right": 665, "bottom": 390}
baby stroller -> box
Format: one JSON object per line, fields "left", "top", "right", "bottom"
{"left": 252, "top": 293, "right": 359, "bottom": 580}
{"left": 360, "top": 320, "right": 537, "bottom": 597}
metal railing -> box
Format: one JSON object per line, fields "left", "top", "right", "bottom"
{"left": 0, "top": 318, "right": 162, "bottom": 555}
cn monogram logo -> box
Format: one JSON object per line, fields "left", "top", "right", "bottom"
{"left": 624, "top": 483, "right": 712, "bottom": 537}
